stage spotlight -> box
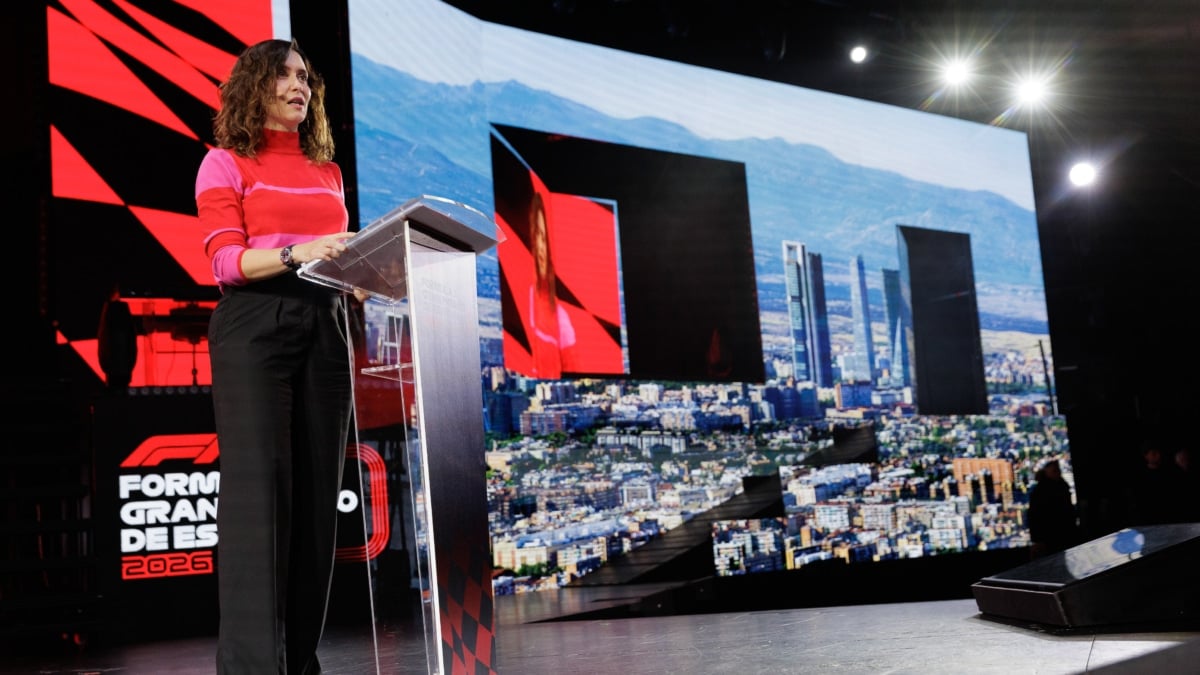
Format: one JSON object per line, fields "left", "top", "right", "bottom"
{"left": 941, "top": 58, "right": 971, "bottom": 86}
{"left": 849, "top": 45, "right": 868, "bottom": 63}
{"left": 1014, "top": 74, "right": 1051, "bottom": 108}
{"left": 1069, "top": 162, "right": 1097, "bottom": 187}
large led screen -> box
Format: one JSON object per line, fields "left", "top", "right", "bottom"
{"left": 348, "top": 0, "right": 1069, "bottom": 592}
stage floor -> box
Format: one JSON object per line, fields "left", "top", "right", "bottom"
{"left": 4, "top": 589, "right": 1198, "bottom": 674}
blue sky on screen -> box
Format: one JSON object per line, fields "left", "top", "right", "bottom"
{"left": 271, "top": 0, "right": 289, "bottom": 41}
{"left": 343, "top": 0, "right": 1036, "bottom": 212}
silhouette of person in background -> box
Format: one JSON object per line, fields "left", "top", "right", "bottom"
{"left": 1027, "top": 459, "right": 1079, "bottom": 558}
{"left": 1172, "top": 446, "right": 1199, "bottom": 523}
{"left": 527, "top": 190, "right": 575, "bottom": 378}
{"left": 1128, "top": 437, "right": 1187, "bottom": 526}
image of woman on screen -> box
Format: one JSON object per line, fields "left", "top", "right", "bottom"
{"left": 528, "top": 190, "right": 575, "bottom": 378}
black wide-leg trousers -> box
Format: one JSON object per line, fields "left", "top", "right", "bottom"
{"left": 209, "top": 279, "right": 353, "bottom": 675}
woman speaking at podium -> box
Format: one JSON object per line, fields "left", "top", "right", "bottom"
{"left": 196, "top": 38, "right": 356, "bottom": 674}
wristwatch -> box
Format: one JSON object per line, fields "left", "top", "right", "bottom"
{"left": 280, "top": 245, "right": 301, "bottom": 270}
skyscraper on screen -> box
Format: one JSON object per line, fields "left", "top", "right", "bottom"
{"left": 849, "top": 254, "right": 876, "bottom": 383}
{"left": 782, "top": 241, "right": 833, "bottom": 387}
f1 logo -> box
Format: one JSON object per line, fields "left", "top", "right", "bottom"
{"left": 117, "top": 435, "right": 391, "bottom": 581}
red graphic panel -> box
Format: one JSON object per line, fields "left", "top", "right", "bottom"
{"left": 114, "top": 0, "right": 242, "bottom": 81}
{"left": 129, "top": 206, "right": 219, "bottom": 285}
{"left": 68, "top": 298, "right": 216, "bottom": 388}
{"left": 50, "top": 125, "right": 122, "bottom": 204}
{"left": 334, "top": 444, "right": 391, "bottom": 563}
{"left": 171, "top": 0, "right": 273, "bottom": 46}
{"left": 48, "top": 0, "right": 275, "bottom": 387}
{"left": 48, "top": 5, "right": 198, "bottom": 139}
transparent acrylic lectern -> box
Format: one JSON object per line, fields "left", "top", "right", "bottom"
{"left": 299, "top": 195, "right": 499, "bottom": 675}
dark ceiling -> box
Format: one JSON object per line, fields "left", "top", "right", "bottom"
{"left": 443, "top": 0, "right": 1200, "bottom": 518}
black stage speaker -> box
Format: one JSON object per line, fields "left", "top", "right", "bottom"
{"left": 972, "top": 523, "right": 1200, "bottom": 629}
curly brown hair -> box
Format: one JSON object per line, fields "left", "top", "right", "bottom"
{"left": 212, "top": 38, "right": 335, "bottom": 163}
